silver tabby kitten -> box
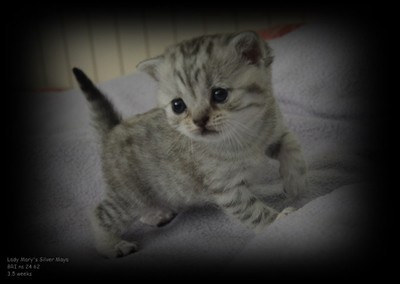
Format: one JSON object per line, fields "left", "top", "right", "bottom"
{"left": 73, "top": 31, "right": 307, "bottom": 258}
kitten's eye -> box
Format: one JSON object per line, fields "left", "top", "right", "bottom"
{"left": 211, "top": 88, "right": 228, "bottom": 104}
{"left": 171, "top": 98, "right": 187, "bottom": 114}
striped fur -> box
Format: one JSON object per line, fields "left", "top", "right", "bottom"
{"left": 75, "top": 31, "right": 307, "bottom": 258}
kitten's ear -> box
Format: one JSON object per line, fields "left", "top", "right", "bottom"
{"left": 136, "top": 56, "right": 163, "bottom": 81}
{"left": 230, "top": 31, "right": 273, "bottom": 66}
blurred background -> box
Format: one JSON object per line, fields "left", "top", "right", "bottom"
{"left": 15, "top": 11, "right": 308, "bottom": 91}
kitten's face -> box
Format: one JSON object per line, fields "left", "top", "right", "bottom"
{"left": 138, "top": 32, "right": 275, "bottom": 144}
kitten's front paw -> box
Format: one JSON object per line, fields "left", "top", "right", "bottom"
{"left": 98, "top": 240, "right": 138, "bottom": 258}
{"left": 275, "top": 207, "right": 296, "bottom": 221}
{"left": 283, "top": 173, "right": 307, "bottom": 200}
{"left": 139, "top": 209, "right": 176, "bottom": 227}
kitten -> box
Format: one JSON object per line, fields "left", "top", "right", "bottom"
{"left": 72, "top": 31, "right": 307, "bottom": 258}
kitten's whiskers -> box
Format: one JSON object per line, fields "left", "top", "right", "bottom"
{"left": 220, "top": 121, "right": 245, "bottom": 153}
{"left": 227, "top": 119, "right": 259, "bottom": 140}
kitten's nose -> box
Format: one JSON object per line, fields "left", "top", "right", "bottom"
{"left": 193, "top": 116, "right": 209, "bottom": 128}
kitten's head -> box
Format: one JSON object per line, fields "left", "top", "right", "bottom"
{"left": 137, "top": 31, "right": 276, "bottom": 144}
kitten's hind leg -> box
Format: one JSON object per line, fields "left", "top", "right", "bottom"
{"left": 90, "top": 200, "right": 138, "bottom": 258}
{"left": 139, "top": 208, "right": 177, "bottom": 227}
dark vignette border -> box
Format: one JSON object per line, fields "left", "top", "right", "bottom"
{"left": 5, "top": 3, "right": 393, "bottom": 281}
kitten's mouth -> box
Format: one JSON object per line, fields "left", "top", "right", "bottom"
{"left": 196, "top": 127, "right": 219, "bottom": 137}
{"left": 187, "top": 126, "right": 220, "bottom": 141}
{"left": 200, "top": 128, "right": 218, "bottom": 135}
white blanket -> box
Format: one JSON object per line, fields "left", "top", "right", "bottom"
{"left": 18, "top": 21, "right": 375, "bottom": 278}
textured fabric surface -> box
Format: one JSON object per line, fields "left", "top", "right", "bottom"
{"left": 13, "top": 21, "right": 377, "bottom": 279}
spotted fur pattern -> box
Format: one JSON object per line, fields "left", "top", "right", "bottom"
{"left": 73, "top": 31, "right": 307, "bottom": 258}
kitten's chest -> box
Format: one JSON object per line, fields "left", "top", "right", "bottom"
{"left": 199, "top": 153, "right": 270, "bottom": 191}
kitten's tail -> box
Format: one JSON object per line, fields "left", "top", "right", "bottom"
{"left": 72, "top": 67, "right": 121, "bottom": 139}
